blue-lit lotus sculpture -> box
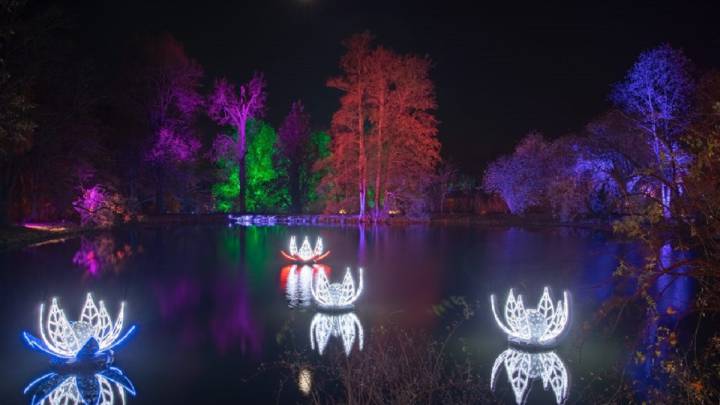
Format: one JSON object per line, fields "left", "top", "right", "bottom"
{"left": 491, "top": 347, "right": 568, "bottom": 405}
{"left": 310, "top": 312, "right": 364, "bottom": 356}
{"left": 312, "top": 267, "right": 363, "bottom": 310}
{"left": 490, "top": 287, "right": 569, "bottom": 346}
{"left": 281, "top": 236, "right": 330, "bottom": 263}
{"left": 23, "top": 293, "right": 136, "bottom": 362}
{"left": 24, "top": 366, "right": 135, "bottom": 405}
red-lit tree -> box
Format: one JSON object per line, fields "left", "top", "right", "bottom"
{"left": 208, "top": 73, "right": 266, "bottom": 211}
{"left": 323, "top": 33, "right": 440, "bottom": 219}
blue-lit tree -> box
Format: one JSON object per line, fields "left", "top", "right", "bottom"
{"left": 611, "top": 44, "right": 694, "bottom": 218}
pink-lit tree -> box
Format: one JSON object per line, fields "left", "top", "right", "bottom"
{"left": 72, "top": 184, "right": 128, "bottom": 227}
{"left": 279, "top": 100, "right": 311, "bottom": 212}
{"left": 208, "top": 73, "right": 266, "bottom": 211}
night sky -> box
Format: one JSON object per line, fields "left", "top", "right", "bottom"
{"left": 58, "top": 0, "right": 720, "bottom": 176}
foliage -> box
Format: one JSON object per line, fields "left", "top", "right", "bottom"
{"left": 245, "top": 121, "right": 290, "bottom": 212}
{"left": 322, "top": 32, "right": 440, "bottom": 219}
{"left": 302, "top": 130, "right": 331, "bottom": 212}
{"left": 212, "top": 161, "right": 240, "bottom": 213}
{"left": 208, "top": 73, "right": 266, "bottom": 211}
{"left": 482, "top": 132, "right": 549, "bottom": 215}
{"left": 611, "top": 44, "right": 694, "bottom": 218}
{"left": 72, "top": 184, "right": 128, "bottom": 228}
{"left": 278, "top": 101, "right": 311, "bottom": 212}
{"left": 146, "top": 127, "right": 200, "bottom": 164}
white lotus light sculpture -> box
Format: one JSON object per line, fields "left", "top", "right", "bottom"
{"left": 490, "top": 287, "right": 569, "bottom": 346}
{"left": 312, "top": 267, "right": 363, "bottom": 310}
{"left": 309, "top": 312, "right": 364, "bottom": 356}
{"left": 282, "top": 236, "right": 330, "bottom": 263}
{"left": 491, "top": 348, "right": 568, "bottom": 405}
{"left": 23, "top": 293, "right": 136, "bottom": 362}
{"left": 24, "top": 366, "right": 135, "bottom": 405}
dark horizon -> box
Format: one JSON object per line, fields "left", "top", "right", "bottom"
{"left": 44, "top": 0, "right": 720, "bottom": 176}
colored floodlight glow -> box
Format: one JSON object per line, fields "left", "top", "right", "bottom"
{"left": 490, "top": 287, "right": 569, "bottom": 346}
{"left": 311, "top": 267, "right": 363, "bottom": 310}
{"left": 24, "top": 366, "right": 136, "bottom": 405}
{"left": 281, "top": 236, "right": 330, "bottom": 263}
{"left": 490, "top": 347, "right": 568, "bottom": 405}
{"left": 23, "top": 293, "right": 136, "bottom": 361}
{"left": 309, "top": 312, "right": 364, "bottom": 356}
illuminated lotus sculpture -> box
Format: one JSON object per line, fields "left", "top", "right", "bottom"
{"left": 23, "top": 293, "right": 136, "bottom": 362}
{"left": 309, "top": 312, "right": 364, "bottom": 356}
{"left": 490, "top": 287, "right": 569, "bottom": 346}
{"left": 491, "top": 348, "right": 568, "bottom": 405}
{"left": 312, "top": 267, "right": 363, "bottom": 310}
{"left": 24, "top": 366, "right": 135, "bottom": 405}
{"left": 281, "top": 236, "right": 330, "bottom": 263}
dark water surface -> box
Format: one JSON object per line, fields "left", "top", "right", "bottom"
{"left": 0, "top": 224, "right": 691, "bottom": 404}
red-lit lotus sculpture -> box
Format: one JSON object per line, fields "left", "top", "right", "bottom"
{"left": 281, "top": 236, "right": 330, "bottom": 263}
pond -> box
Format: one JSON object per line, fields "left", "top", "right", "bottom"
{"left": 0, "top": 223, "right": 694, "bottom": 404}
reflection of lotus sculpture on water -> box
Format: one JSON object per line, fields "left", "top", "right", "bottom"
{"left": 284, "top": 265, "right": 330, "bottom": 308}
{"left": 281, "top": 236, "right": 330, "bottom": 263}
{"left": 310, "top": 312, "right": 364, "bottom": 356}
{"left": 312, "top": 268, "right": 363, "bottom": 310}
{"left": 490, "top": 287, "right": 569, "bottom": 346}
{"left": 491, "top": 347, "right": 569, "bottom": 405}
{"left": 24, "top": 366, "right": 135, "bottom": 405}
{"left": 23, "top": 293, "right": 136, "bottom": 362}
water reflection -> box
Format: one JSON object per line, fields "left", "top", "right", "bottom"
{"left": 24, "top": 366, "right": 135, "bottom": 404}
{"left": 282, "top": 265, "right": 330, "bottom": 308}
{"left": 297, "top": 368, "right": 312, "bottom": 396}
{"left": 72, "top": 235, "right": 140, "bottom": 276}
{"left": 491, "top": 347, "right": 569, "bottom": 405}
{"left": 309, "top": 312, "right": 364, "bottom": 356}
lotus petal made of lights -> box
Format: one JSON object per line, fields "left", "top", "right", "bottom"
{"left": 24, "top": 366, "right": 135, "bottom": 405}
{"left": 490, "top": 347, "right": 568, "bottom": 405}
{"left": 309, "top": 312, "right": 364, "bottom": 356}
{"left": 490, "top": 287, "right": 569, "bottom": 346}
{"left": 23, "top": 293, "right": 136, "bottom": 361}
{"left": 281, "top": 236, "right": 330, "bottom": 263}
{"left": 312, "top": 267, "right": 363, "bottom": 310}
{"left": 280, "top": 236, "right": 330, "bottom": 263}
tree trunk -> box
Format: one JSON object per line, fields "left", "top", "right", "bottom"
{"left": 0, "top": 163, "right": 17, "bottom": 226}
{"left": 239, "top": 154, "right": 247, "bottom": 212}
{"left": 357, "top": 91, "right": 367, "bottom": 220}
{"left": 155, "top": 167, "right": 165, "bottom": 214}
{"left": 373, "top": 96, "right": 385, "bottom": 221}
{"left": 289, "top": 164, "right": 301, "bottom": 213}
{"left": 238, "top": 122, "right": 247, "bottom": 213}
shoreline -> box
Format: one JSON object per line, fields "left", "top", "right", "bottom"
{"left": 0, "top": 213, "right": 613, "bottom": 251}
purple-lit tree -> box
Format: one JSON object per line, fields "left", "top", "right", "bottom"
{"left": 279, "top": 101, "right": 310, "bottom": 212}
{"left": 208, "top": 73, "right": 266, "bottom": 212}
{"left": 482, "top": 132, "right": 549, "bottom": 215}
{"left": 611, "top": 44, "right": 694, "bottom": 218}
{"left": 72, "top": 184, "right": 128, "bottom": 228}
{"left": 135, "top": 34, "right": 204, "bottom": 213}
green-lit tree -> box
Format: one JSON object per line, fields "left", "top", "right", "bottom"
{"left": 302, "top": 130, "right": 331, "bottom": 212}
{"left": 245, "top": 120, "right": 290, "bottom": 212}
